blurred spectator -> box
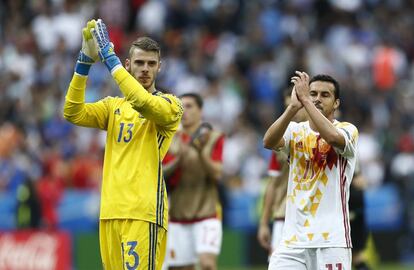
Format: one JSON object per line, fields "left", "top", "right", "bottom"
{"left": 36, "top": 151, "right": 66, "bottom": 229}
{"left": 0, "top": 123, "right": 25, "bottom": 193}
{"left": 391, "top": 133, "right": 414, "bottom": 179}
{"left": 372, "top": 41, "right": 406, "bottom": 91}
{"left": 16, "top": 177, "right": 41, "bottom": 229}
{"left": 31, "top": 2, "right": 58, "bottom": 54}
{"left": 53, "top": 0, "right": 88, "bottom": 52}
{"left": 136, "top": 0, "right": 166, "bottom": 36}
{"left": 70, "top": 152, "right": 102, "bottom": 190}
{"left": 358, "top": 124, "right": 385, "bottom": 188}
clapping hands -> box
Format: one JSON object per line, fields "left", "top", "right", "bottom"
{"left": 290, "top": 71, "right": 311, "bottom": 106}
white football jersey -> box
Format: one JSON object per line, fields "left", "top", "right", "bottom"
{"left": 280, "top": 120, "right": 358, "bottom": 248}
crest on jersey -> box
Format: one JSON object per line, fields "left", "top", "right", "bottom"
{"left": 317, "top": 138, "right": 330, "bottom": 154}
{"left": 295, "top": 141, "right": 304, "bottom": 150}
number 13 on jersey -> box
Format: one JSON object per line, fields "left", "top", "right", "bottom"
{"left": 118, "top": 122, "right": 134, "bottom": 143}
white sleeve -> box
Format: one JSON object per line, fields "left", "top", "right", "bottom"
{"left": 334, "top": 123, "right": 359, "bottom": 158}
{"left": 280, "top": 122, "right": 296, "bottom": 154}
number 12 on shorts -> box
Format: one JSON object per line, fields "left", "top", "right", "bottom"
{"left": 122, "top": 241, "right": 139, "bottom": 270}
{"left": 326, "top": 263, "right": 342, "bottom": 270}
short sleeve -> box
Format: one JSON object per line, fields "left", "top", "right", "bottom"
{"left": 280, "top": 122, "right": 296, "bottom": 154}
{"left": 334, "top": 122, "right": 359, "bottom": 158}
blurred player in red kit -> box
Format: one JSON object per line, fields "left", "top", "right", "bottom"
{"left": 163, "top": 93, "right": 225, "bottom": 270}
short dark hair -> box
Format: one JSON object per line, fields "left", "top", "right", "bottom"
{"left": 129, "top": 37, "right": 161, "bottom": 58}
{"left": 309, "top": 74, "right": 340, "bottom": 99}
{"left": 179, "top": 93, "right": 203, "bottom": 109}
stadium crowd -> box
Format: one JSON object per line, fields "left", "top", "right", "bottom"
{"left": 0, "top": 0, "right": 414, "bottom": 260}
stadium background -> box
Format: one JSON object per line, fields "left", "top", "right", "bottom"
{"left": 0, "top": 0, "right": 413, "bottom": 269}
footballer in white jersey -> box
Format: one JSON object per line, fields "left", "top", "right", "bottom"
{"left": 280, "top": 120, "right": 358, "bottom": 248}
{"left": 264, "top": 72, "right": 358, "bottom": 270}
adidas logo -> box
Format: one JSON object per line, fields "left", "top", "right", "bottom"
{"left": 114, "top": 108, "right": 120, "bottom": 115}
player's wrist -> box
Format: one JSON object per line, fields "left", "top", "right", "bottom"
{"left": 259, "top": 219, "right": 269, "bottom": 226}
{"left": 75, "top": 51, "right": 94, "bottom": 76}
{"left": 298, "top": 96, "right": 312, "bottom": 105}
{"left": 74, "top": 63, "right": 90, "bottom": 76}
{"left": 106, "top": 55, "right": 122, "bottom": 74}
{"left": 97, "top": 45, "right": 122, "bottom": 73}
{"left": 287, "top": 103, "right": 302, "bottom": 114}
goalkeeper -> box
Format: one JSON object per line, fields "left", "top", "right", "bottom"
{"left": 63, "top": 19, "right": 183, "bottom": 270}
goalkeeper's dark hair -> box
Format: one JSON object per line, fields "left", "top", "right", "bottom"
{"left": 179, "top": 93, "right": 203, "bottom": 109}
{"left": 309, "top": 74, "right": 340, "bottom": 99}
{"left": 129, "top": 37, "right": 161, "bottom": 58}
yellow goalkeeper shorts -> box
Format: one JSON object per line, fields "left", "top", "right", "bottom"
{"left": 100, "top": 219, "right": 166, "bottom": 270}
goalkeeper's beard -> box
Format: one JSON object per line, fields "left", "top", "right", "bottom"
{"left": 137, "top": 76, "right": 155, "bottom": 90}
{"left": 127, "top": 67, "right": 155, "bottom": 90}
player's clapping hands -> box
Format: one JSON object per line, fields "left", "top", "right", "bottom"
{"left": 289, "top": 86, "right": 304, "bottom": 111}
{"left": 290, "top": 71, "right": 310, "bottom": 104}
{"left": 191, "top": 125, "right": 212, "bottom": 153}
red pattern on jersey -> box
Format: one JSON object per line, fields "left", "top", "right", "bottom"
{"left": 312, "top": 136, "right": 338, "bottom": 170}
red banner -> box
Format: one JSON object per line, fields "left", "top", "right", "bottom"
{"left": 0, "top": 231, "right": 72, "bottom": 270}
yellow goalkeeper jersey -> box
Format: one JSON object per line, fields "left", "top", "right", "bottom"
{"left": 63, "top": 68, "right": 183, "bottom": 229}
